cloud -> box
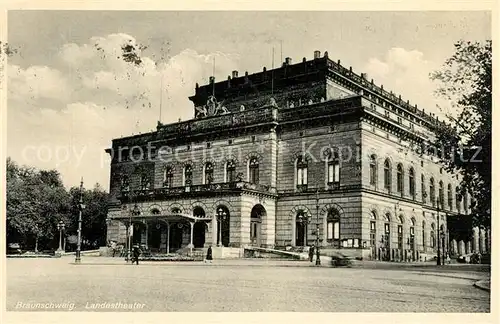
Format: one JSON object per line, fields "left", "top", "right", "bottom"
{"left": 7, "top": 33, "right": 240, "bottom": 189}
{"left": 363, "top": 47, "right": 450, "bottom": 117}
{"left": 8, "top": 64, "right": 71, "bottom": 102}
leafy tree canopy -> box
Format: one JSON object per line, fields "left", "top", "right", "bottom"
{"left": 430, "top": 40, "right": 491, "bottom": 229}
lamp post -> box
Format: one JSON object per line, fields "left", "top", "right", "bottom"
{"left": 315, "top": 189, "right": 321, "bottom": 266}
{"left": 436, "top": 197, "right": 441, "bottom": 266}
{"left": 128, "top": 203, "right": 141, "bottom": 263}
{"left": 75, "top": 178, "right": 85, "bottom": 263}
{"left": 57, "top": 220, "right": 65, "bottom": 252}
{"left": 441, "top": 227, "right": 446, "bottom": 265}
{"left": 216, "top": 207, "right": 227, "bottom": 247}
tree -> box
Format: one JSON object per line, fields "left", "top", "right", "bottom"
{"left": 68, "top": 183, "right": 109, "bottom": 250}
{"left": 430, "top": 40, "right": 491, "bottom": 229}
{"left": 6, "top": 158, "right": 70, "bottom": 251}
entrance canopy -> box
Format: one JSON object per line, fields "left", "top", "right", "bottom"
{"left": 111, "top": 213, "right": 212, "bottom": 223}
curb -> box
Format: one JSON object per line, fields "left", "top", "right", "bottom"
{"left": 473, "top": 280, "right": 490, "bottom": 292}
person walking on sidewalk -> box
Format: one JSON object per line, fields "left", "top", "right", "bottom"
{"left": 205, "top": 245, "right": 213, "bottom": 263}
{"left": 309, "top": 245, "right": 315, "bottom": 262}
{"left": 132, "top": 245, "right": 141, "bottom": 265}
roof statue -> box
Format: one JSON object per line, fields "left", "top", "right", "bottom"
{"left": 195, "top": 95, "right": 229, "bottom": 118}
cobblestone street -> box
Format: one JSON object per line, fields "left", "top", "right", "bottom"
{"left": 6, "top": 257, "right": 490, "bottom": 312}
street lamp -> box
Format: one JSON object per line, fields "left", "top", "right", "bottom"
{"left": 216, "top": 207, "right": 227, "bottom": 247}
{"left": 75, "top": 178, "right": 85, "bottom": 263}
{"left": 57, "top": 220, "right": 65, "bottom": 252}
{"left": 127, "top": 203, "right": 141, "bottom": 263}
{"left": 436, "top": 196, "right": 441, "bottom": 266}
{"left": 315, "top": 189, "right": 321, "bottom": 266}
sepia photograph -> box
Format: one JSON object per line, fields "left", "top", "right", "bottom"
{"left": 1, "top": 5, "right": 494, "bottom": 320}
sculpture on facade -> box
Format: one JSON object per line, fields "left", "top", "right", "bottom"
{"left": 195, "top": 95, "right": 230, "bottom": 118}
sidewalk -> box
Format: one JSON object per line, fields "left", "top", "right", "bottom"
{"left": 474, "top": 279, "right": 491, "bottom": 292}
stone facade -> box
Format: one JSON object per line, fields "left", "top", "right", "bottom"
{"left": 106, "top": 50, "right": 481, "bottom": 259}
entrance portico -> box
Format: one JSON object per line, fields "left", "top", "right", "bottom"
{"left": 111, "top": 208, "right": 212, "bottom": 255}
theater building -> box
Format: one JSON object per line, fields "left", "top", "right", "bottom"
{"left": 106, "top": 50, "right": 489, "bottom": 260}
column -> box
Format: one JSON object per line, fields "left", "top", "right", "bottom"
{"left": 212, "top": 216, "right": 217, "bottom": 246}
{"left": 189, "top": 221, "right": 195, "bottom": 256}
{"left": 166, "top": 222, "right": 170, "bottom": 254}
{"left": 144, "top": 222, "right": 148, "bottom": 248}
{"left": 472, "top": 227, "right": 479, "bottom": 253}
{"left": 458, "top": 240, "right": 465, "bottom": 255}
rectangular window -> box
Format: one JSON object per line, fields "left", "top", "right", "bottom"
{"left": 370, "top": 164, "right": 376, "bottom": 185}
{"left": 327, "top": 222, "right": 333, "bottom": 240}
{"left": 327, "top": 163, "right": 340, "bottom": 183}
{"left": 333, "top": 222, "right": 340, "bottom": 240}
{"left": 397, "top": 225, "right": 403, "bottom": 250}
{"left": 334, "top": 163, "right": 340, "bottom": 182}
{"left": 370, "top": 221, "right": 376, "bottom": 247}
{"left": 385, "top": 223, "right": 390, "bottom": 233}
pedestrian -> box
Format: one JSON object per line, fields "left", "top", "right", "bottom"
{"left": 132, "top": 245, "right": 141, "bottom": 265}
{"left": 111, "top": 241, "right": 117, "bottom": 257}
{"left": 309, "top": 245, "right": 314, "bottom": 262}
{"left": 205, "top": 245, "right": 213, "bottom": 263}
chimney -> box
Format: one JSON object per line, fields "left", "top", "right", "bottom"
{"left": 285, "top": 57, "right": 292, "bottom": 65}
{"left": 314, "top": 50, "right": 321, "bottom": 59}
{"left": 263, "top": 67, "right": 267, "bottom": 72}
{"left": 209, "top": 76, "right": 215, "bottom": 83}
{"left": 324, "top": 51, "right": 329, "bottom": 58}
{"left": 302, "top": 57, "right": 306, "bottom": 63}
{"left": 232, "top": 70, "right": 238, "bottom": 78}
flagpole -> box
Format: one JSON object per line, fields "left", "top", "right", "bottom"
{"left": 212, "top": 56, "right": 216, "bottom": 97}
{"left": 280, "top": 40, "right": 283, "bottom": 64}
{"left": 271, "top": 47, "right": 275, "bottom": 95}
{"left": 159, "top": 72, "right": 163, "bottom": 123}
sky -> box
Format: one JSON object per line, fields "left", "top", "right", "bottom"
{"left": 5, "top": 11, "right": 491, "bottom": 190}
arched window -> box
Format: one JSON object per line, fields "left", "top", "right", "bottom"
{"left": 296, "top": 156, "right": 308, "bottom": 189}
{"left": 225, "top": 160, "right": 236, "bottom": 183}
{"left": 409, "top": 168, "right": 415, "bottom": 199}
{"left": 396, "top": 164, "right": 404, "bottom": 194}
{"left": 327, "top": 208, "right": 340, "bottom": 243}
{"left": 204, "top": 162, "right": 214, "bottom": 185}
{"left": 430, "top": 223, "right": 436, "bottom": 248}
{"left": 384, "top": 159, "right": 391, "bottom": 191}
{"left": 184, "top": 164, "right": 193, "bottom": 186}
{"left": 421, "top": 174, "right": 426, "bottom": 203}
{"left": 249, "top": 157, "right": 259, "bottom": 184}
{"left": 447, "top": 184, "right": 453, "bottom": 210}
{"left": 383, "top": 213, "right": 391, "bottom": 252}
{"left": 326, "top": 151, "right": 340, "bottom": 185}
{"left": 370, "top": 211, "right": 377, "bottom": 248}
{"left": 397, "top": 216, "right": 404, "bottom": 250}
{"left": 409, "top": 218, "right": 416, "bottom": 250}
{"left": 439, "top": 180, "right": 444, "bottom": 207}
{"left": 429, "top": 177, "right": 435, "bottom": 206}
{"left": 422, "top": 221, "right": 426, "bottom": 249}
{"left": 121, "top": 175, "right": 130, "bottom": 192}
{"left": 164, "top": 167, "right": 174, "bottom": 188}
{"left": 463, "top": 191, "right": 469, "bottom": 212}
{"left": 456, "top": 186, "right": 462, "bottom": 213}
{"left": 140, "top": 174, "right": 150, "bottom": 190}
{"left": 369, "top": 155, "right": 377, "bottom": 186}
